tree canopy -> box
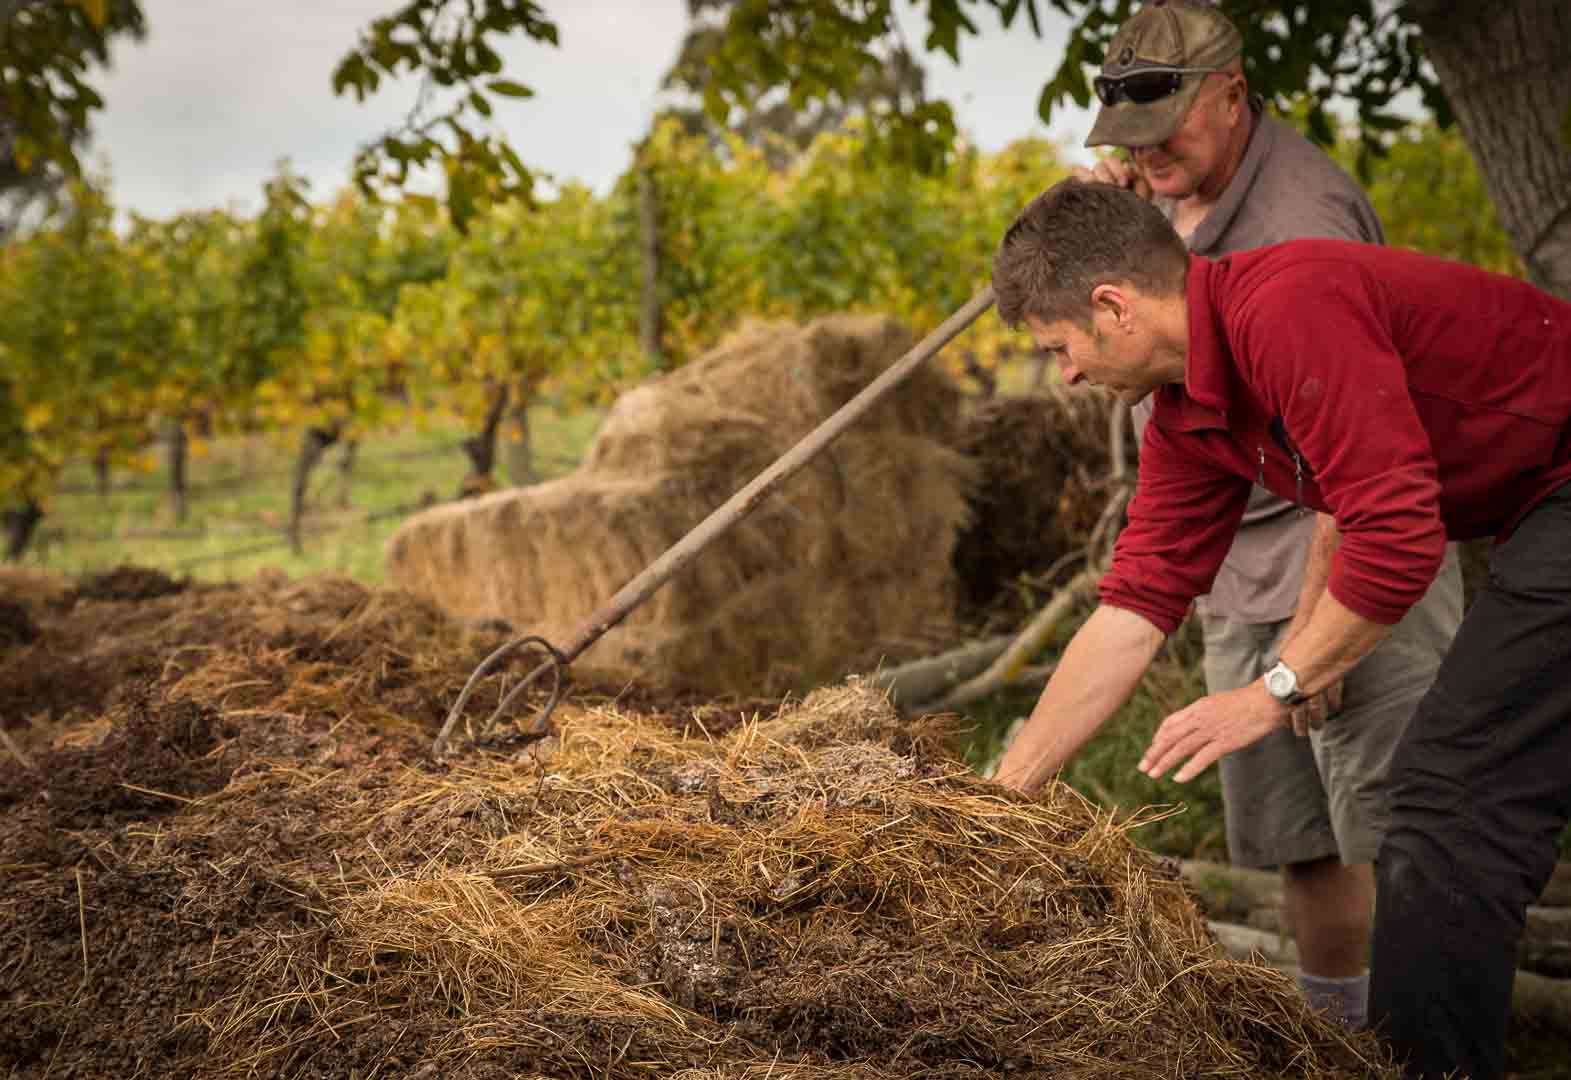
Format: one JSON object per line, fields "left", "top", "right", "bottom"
{"left": 330, "top": 0, "right": 559, "bottom": 230}
{"left": 0, "top": 0, "right": 144, "bottom": 234}
{"left": 3, "top": 0, "right": 1566, "bottom": 287}
{"left": 684, "top": 2, "right": 1568, "bottom": 294}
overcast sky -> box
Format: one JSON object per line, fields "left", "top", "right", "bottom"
{"left": 88, "top": 1, "right": 1098, "bottom": 221}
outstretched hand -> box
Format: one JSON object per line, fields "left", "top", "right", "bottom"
{"left": 1138, "top": 683, "right": 1289, "bottom": 784}
{"left": 1070, "top": 157, "right": 1153, "bottom": 200}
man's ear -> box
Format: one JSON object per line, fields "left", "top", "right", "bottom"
{"left": 1090, "top": 283, "right": 1132, "bottom": 331}
{"left": 1226, "top": 75, "right": 1247, "bottom": 117}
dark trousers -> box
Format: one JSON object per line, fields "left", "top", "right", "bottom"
{"left": 1370, "top": 481, "right": 1571, "bottom": 1079}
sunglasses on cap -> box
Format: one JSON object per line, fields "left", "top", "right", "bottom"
{"left": 1093, "top": 65, "right": 1224, "bottom": 107}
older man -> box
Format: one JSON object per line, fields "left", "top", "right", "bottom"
{"left": 991, "top": 178, "right": 1571, "bottom": 1080}
{"left": 1060, "top": 0, "right": 1462, "bottom": 1030}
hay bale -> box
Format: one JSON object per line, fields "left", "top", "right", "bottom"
{"left": 0, "top": 566, "right": 72, "bottom": 625}
{"left": 583, "top": 316, "right": 961, "bottom": 477}
{"left": 387, "top": 314, "right": 977, "bottom": 696}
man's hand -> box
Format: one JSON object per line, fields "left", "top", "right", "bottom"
{"left": 1138, "top": 682, "right": 1289, "bottom": 784}
{"left": 1070, "top": 156, "right": 1153, "bottom": 200}
{"left": 990, "top": 604, "right": 1165, "bottom": 794}
{"left": 1289, "top": 678, "right": 1345, "bottom": 737}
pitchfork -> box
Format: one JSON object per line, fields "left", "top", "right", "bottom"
{"left": 432, "top": 287, "right": 996, "bottom": 756}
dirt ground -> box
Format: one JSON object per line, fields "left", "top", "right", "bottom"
{"left": 0, "top": 565, "right": 1523, "bottom": 1078}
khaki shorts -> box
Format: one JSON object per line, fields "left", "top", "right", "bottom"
{"left": 1205, "top": 546, "right": 1463, "bottom": 868}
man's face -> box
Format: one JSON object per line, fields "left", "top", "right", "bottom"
{"left": 1025, "top": 306, "right": 1164, "bottom": 406}
{"left": 1130, "top": 73, "right": 1244, "bottom": 199}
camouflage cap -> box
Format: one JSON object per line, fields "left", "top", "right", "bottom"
{"left": 1084, "top": 0, "right": 1243, "bottom": 149}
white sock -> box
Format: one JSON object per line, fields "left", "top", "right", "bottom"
{"left": 1297, "top": 971, "right": 1369, "bottom": 1029}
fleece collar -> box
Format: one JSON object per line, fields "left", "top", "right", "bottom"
{"left": 1149, "top": 254, "right": 1234, "bottom": 432}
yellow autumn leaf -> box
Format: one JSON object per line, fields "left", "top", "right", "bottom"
{"left": 72, "top": 0, "right": 111, "bottom": 27}
{"left": 22, "top": 401, "right": 54, "bottom": 431}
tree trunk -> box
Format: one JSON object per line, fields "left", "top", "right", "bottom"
{"left": 638, "top": 164, "right": 665, "bottom": 370}
{"left": 288, "top": 425, "right": 339, "bottom": 554}
{"left": 93, "top": 448, "right": 111, "bottom": 498}
{"left": 1410, "top": 1, "right": 1571, "bottom": 298}
{"left": 505, "top": 388, "right": 535, "bottom": 486}
{"left": 335, "top": 439, "right": 357, "bottom": 509}
{"left": 924, "top": 569, "right": 1098, "bottom": 714}
{"left": 166, "top": 419, "right": 188, "bottom": 524}
{"left": 3, "top": 499, "right": 43, "bottom": 562}
{"left": 460, "top": 382, "right": 510, "bottom": 498}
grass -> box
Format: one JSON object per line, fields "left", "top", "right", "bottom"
{"left": 955, "top": 611, "right": 1224, "bottom": 860}
{"left": 24, "top": 404, "right": 605, "bottom": 584}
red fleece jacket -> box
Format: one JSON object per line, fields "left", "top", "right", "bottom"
{"left": 1102, "top": 239, "right": 1571, "bottom": 634}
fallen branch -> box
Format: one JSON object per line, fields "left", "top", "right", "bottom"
{"left": 919, "top": 569, "right": 1097, "bottom": 714}
{"left": 1541, "top": 863, "right": 1571, "bottom": 908}
{"left": 1209, "top": 919, "right": 1296, "bottom": 966}
{"left": 1086, "top": 485, "right": 1134, "bottom": 568}
{"left": 1189, "top": 860, "right": 1571, "bottom": 977}
{"left": 1108, "top": 400, "right": 1131, "bottom": 482}
{"left": 864, "top": 635, "right": 1016, "bottom": 709}
{"left": 1181, "top": 860, "right": 1283, "bottom": 920}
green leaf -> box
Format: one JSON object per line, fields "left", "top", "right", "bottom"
{"left": 925, "top": 0, "right": 978, "bottom": 64}
{"left": 486, "top": 79, "right": 534, "bottom": 99}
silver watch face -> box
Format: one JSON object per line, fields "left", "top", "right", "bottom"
{"left": 1265, "top": 664, "right": 1296, "bottom": 700}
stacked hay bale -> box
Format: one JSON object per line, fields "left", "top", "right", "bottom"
{"left": 0, "top": 574, "right": 1398, "bottom": 1077}
{"left": 386, "top": 314, "right": 977, "bottom": 696}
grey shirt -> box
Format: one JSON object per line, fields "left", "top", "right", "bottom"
{"left": 1131, "top": 105, "right": 1384, "bottom": 623}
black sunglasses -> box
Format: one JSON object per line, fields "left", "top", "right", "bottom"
{"left": 1093, "top": 66, "right": 1222, "bottom": 107}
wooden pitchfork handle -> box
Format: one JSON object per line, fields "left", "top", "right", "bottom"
{"left": 432, "top": 286, "right": 997, "bottom": 756}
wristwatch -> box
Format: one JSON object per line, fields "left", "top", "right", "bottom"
{"left": 1263, "top": 660, "right": 1309, "bottom": 706}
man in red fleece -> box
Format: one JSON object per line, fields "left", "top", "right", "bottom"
{"left": 990, "top": 179, "right": 1571, "bottom": 1080}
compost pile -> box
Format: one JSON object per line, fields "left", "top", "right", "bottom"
{"left": 952, "top": 388, "right": 1139, "bottom": 621}
{"left": 0, "top": 568, "right": 1397, "bottom": 1079}
{"left": 385, "top": 313, "right": 978, "bottom": 697}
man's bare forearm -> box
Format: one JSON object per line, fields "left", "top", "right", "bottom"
{"left": 992, "top": 604, "right": 1165, "bottom": 793}
{"left": 1276, "top": 589, "right": 1390, "bottom": 698}
{"left": 1280, "top": 513, "right": 1339, "bottom": 648}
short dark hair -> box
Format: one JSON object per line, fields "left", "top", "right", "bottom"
{"left": 993, "top": 180, "right": 1189, "bottom": 329}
